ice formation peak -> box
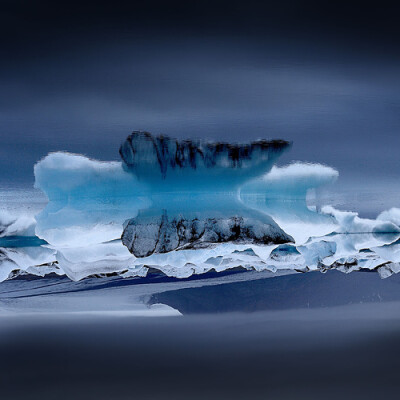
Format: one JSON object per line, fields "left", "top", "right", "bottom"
{"left": 241, "top": 162, "right": 339, "bottom": 195}
{"left": 119, "top": 131, "right": 291, "bottom": 191}
{"left": 263, "top": 163, "right": 339, "bottom": 190}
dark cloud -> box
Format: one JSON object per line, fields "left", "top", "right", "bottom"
{"left": 1, "top": 1, "right": 400, "bottom": 186}
{"left": 2, "top": 0, "right": 400, "bottom": 56}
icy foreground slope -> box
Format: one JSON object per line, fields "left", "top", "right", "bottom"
{"left": 3, "top": 131, "right": 400, "bottom": 282}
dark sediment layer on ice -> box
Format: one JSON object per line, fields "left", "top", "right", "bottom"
{"left": 122, "top": 213, "right": 293, "bottom": 257}
{"left": 119, "top": 131, "right": 291, "bottom": 185}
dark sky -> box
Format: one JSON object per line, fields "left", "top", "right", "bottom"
{"left": 1, "top": 0, "right": 400, "bottom": 185}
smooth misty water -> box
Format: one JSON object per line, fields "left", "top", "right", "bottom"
{"left": 0, "top": 187, "right": 47, "bottom": 216}
{"left": 2, "top": 270, "right": 400, "bottom": 399}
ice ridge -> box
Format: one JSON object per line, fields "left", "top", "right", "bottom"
{"left": 120, "top": 131, "right": 291, "bottom": 191}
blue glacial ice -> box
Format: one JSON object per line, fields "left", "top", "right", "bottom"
{"left": 2, "top": 131, "right": 400, "bottom": 282}
{"left": 120, "top": 132, "right": 293, "bottom": 256}
{"left": 34, "top": 152, "right": 150, "bottom": 247}
{"left": 241, "top": 162, "right": 340, "bottom": 243}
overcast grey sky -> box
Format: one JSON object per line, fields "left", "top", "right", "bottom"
{"left": 1, "top": 1, "right": 400, "bottom": 185}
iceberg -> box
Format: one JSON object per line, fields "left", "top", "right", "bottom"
{"left": 55, "top": 242, "right": 143, "bottom": 282}
{"left": 122, "top": 214, "right": 291, "bottom": 257}
{"left": 0, "top": 245, "right": 58, "bottom": 282}
{"left": 34, "top": 133, "right": 293, "bottom": 251}
{"left": 3, "top": 131, "right": 400, "bottom": 282}
{"left": 120, "top": 132, "right": 294, "bottom": 256}
{"left": 321, "top": 206, "right": 400, "bottom": 234}
{"left": 24, "top": 132, "right": 295, "bottom": 280}
{"left": 241, "top": 162, "right": 339, "bottom": 243}
{"left": 34, "top": 152, "right": 149, "bottom": 247}
{"left": 377, "top": 208, "right": 400, "bottom": 227}
{"left": 0, "top": 210, "right": 36, "bottom": 238}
